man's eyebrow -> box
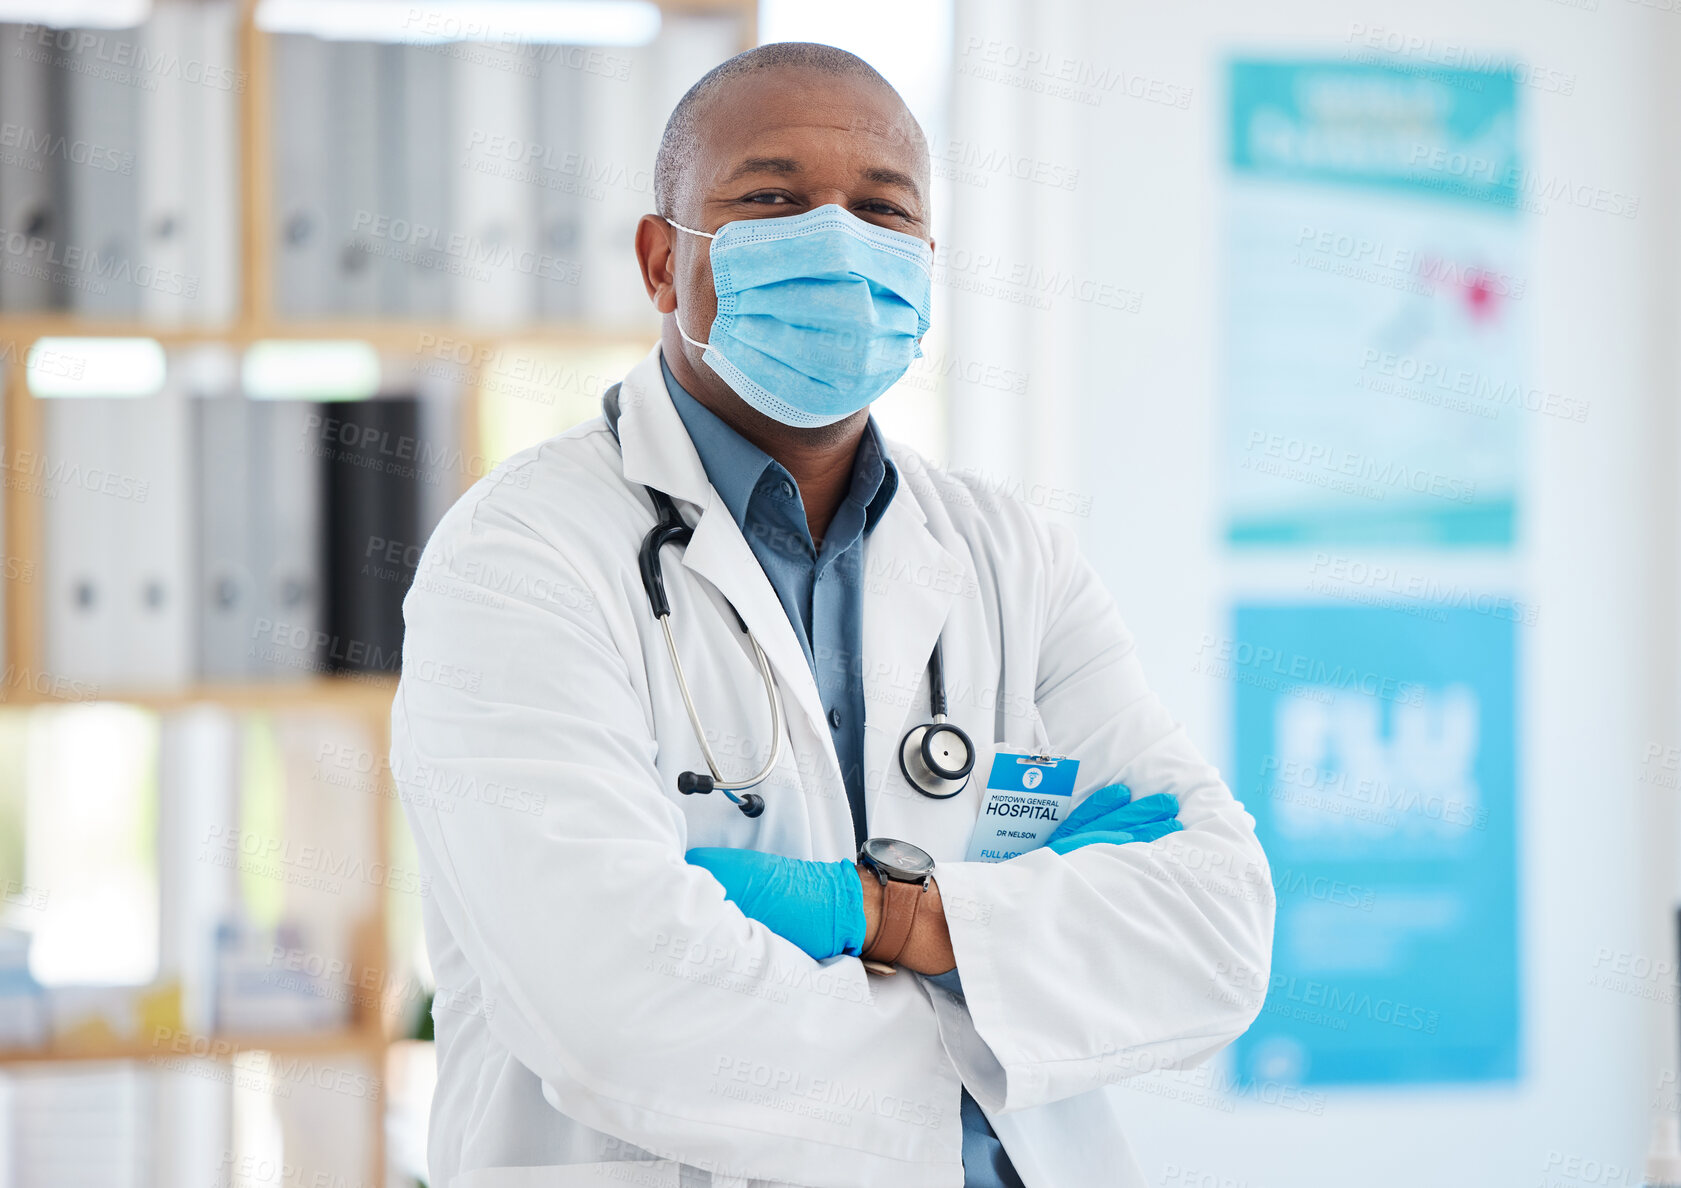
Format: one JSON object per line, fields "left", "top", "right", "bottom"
{"left": 862, "top": 166, "right": 921, "bottom": 198}
{"left": 717, "top": 157, "right": 923, "bottom": 202}
{"left": 721, "top": 156, "right": 803, "bottom": 183}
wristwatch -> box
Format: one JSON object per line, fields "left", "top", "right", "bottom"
{"left": 857, "top": 838, "right": 936, "bottom": 975}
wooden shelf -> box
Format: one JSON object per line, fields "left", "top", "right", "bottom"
{"left": 0, "top": 316, "right": 661, "bottom": 353}
{"left": 0, "top": 676, "right": 399, "bottom": 713}
{"left": 0, "top": 1025, "right": 387, "bottom": 1067}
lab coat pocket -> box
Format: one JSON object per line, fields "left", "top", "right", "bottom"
{"left": 451, "top": 1161, "right": 681, "bottom": 1188}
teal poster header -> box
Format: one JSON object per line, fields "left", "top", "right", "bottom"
{"left": 1229, "top": 60, "right": 1520, "bottom": 209}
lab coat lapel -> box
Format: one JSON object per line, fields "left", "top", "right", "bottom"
{"left": 614, "top": 349, "right": 845, "bottom": 836}
{"left": 859, "top": 482, "right": 971, "bottom": 842}
{"left": 615, "top": 348, "right": 711, "bottom": 509}
{"left": 677, "top": 503, "right": 831, "bottom": 756}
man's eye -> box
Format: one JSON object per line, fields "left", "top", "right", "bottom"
{"left": 858, "top": 200, "right": 909, "bottom": 218}
{"left": 742, "top": 192, "right": 792, "bottom": 204}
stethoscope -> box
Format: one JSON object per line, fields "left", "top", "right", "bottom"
{"left": 605, "top": 384, "right": 977, "bottom": 818}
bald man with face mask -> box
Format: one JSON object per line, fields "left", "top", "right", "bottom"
{"left": 393, "top": 42, "right": 1273, "bottom": 1188}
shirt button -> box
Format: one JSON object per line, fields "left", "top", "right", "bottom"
{"left": 780, "top": 480, "right": 794, "bottom": 499}
{"left": 829, "top": 707, "right": 843, "bottom": 729}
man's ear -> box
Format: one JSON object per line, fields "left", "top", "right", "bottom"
{"left": 634, "top": 214, "right": 679, "bottom": 313}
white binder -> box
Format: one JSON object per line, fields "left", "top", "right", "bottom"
{"left": 0, "top": 22, "right": 63, "bottom": 311}
{"left": 39, "top": 382, "right": 188, "bottom": 690}
{"left": 402, "top": 43, "right": 453, "bottom": 319}
{"left": 451, "top": 43, "right": 538, "bottom": 327}
{"left": 273, "top": 33, "right": 332, "bottom": 316}
{"left": 374, "top": 43, "right": 409, "bottom": 315}
{"left": 139, "top": 1, "right": 192, "bottom": 324}
{"left": 327, "top": 40, "right": 381, "bottom": 316}
{"left": 42, "top": 396, "right": 119, "bottom": 688}
{"left": 248, "top": 399, "right": 323, "bottom": 681}
{"left": 192, "top": 371, "right": 256, "bottom": 681}
{"left": 575, "top": 43, "right": 655, "bottom": 328}
{"left": 190, "top": 0, "right": 241, "bottom": 323}
{"left": 6, "top": 1066, "right": 154, "bottom": 1188}
{"left": 110, "top": 378, "right": 193, "bottom": 688}
{"left": 534, "top": 45, "right": 584, "bottom": 321}
{"left": 44, "top": 384, "right": 192, "bottom": 691}
{"left": 64, "top": 30, "right": 142, "bottom": 317}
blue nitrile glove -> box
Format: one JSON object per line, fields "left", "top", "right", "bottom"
{"left": 1043, "top": 784, "right": 1183, "bottom": 855}
{"left": 685, "top": 848, "right": 866, "bottom": 961}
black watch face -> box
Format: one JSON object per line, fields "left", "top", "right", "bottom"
{"left": 863, "top": 837, "right": 935, "bottom": 879}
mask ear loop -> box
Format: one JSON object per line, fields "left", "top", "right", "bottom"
{"left": 663, "top": 215, "right": 716, "bottom": 349}
{"left": 664, "top": 216, "right": 714, "bottom": 240}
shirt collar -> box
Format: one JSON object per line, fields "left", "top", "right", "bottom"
{"left": 660, "top": 351, "right": 898, "bottom": 535}
{"left": 851, "top": 417, "right": 899, "bottom": 534}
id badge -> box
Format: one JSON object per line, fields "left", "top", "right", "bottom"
{"left": 963, "top": 752, "right": 1081, "bottom": 862}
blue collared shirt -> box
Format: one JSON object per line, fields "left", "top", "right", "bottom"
{"left": 661, "top": 357, "right": 1023, "bottom": 1188}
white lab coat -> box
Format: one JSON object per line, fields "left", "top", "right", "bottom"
{"left": 390, "top": 347, "right": 1274, "bottom": 1188}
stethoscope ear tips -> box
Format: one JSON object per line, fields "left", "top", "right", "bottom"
{"left": 679, "top": 769, "right": 764, "bottom": 817}
{"left": 677, "top": 771, "right": 715, "bottom": 796}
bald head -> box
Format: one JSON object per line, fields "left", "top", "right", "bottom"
{"left": 653, "top": 42, "right": 929, "bottom": 222}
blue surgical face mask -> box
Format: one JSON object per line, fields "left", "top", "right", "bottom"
{"left": 666, "top": 204, "right": 932, "bottom": 428}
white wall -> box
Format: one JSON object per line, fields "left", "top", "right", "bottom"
{"left": 943, "top": 0, "right": 1681, "bottom": 1183}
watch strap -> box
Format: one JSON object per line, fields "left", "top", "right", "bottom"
{"left": 862, "top": 877, "right": 924, "bottom": 967}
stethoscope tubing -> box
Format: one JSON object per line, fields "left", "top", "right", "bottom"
{"left": 659, "top": 610, "right": 784, "bottom": 794}
{"left": 605, "top": 381, "right": 972, "bottom": 814}
{"left": 634, "top": 474, "right": 968, "bottom": 809}
{"left": 643, "top": 492, "right": 973, "bottom": 807}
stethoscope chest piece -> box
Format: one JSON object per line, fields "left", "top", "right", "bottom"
{"left": 895, "top": 636, "right": 975, "bottom": 800}
{"left": 898, "top": 720, "right": 975, "bottom": 799}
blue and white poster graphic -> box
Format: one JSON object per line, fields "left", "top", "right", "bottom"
{"left": 1224, "top": 60, "right": 1527, "bottom": 547}
{"left": 1229, "top": 603, "right": 1518, "bottom": 1086}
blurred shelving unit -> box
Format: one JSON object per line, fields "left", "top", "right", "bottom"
{"left": 0, "top": 1, "right": 757, "bottom": 1184}
{"left": 0, "top": 1026, "right": 385, "bottom": 1066}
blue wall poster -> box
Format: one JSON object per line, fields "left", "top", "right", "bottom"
{"left": 1224, "top": 60, "right": 1529, "bottom": 547}
{"left": 1229, "top": 603, "right": 1518, "bottom": 1086}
